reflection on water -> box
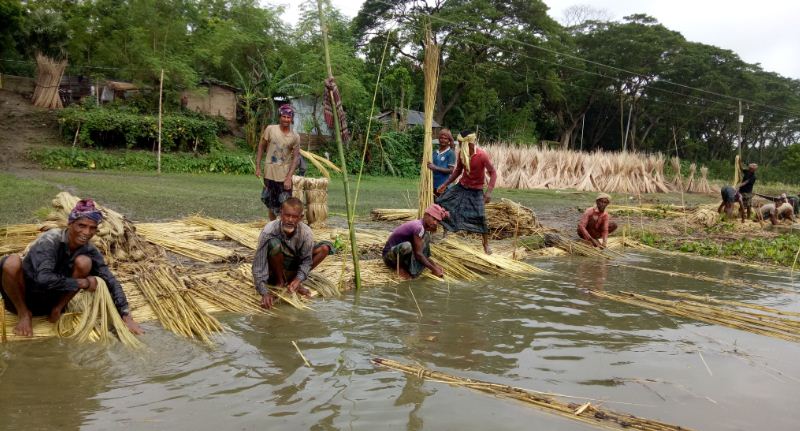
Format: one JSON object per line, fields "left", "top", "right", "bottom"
{"left": 1, "top": 252, "right": 799, "bottom": 430}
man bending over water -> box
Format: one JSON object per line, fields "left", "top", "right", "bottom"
{"left": 382, "top": 204, "right": 448, "bottom": 279}
{"left": 578, "top": 193, "right": 617, "bottom": 248}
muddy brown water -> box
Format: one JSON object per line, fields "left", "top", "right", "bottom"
{"left": 1, "top": 253, "right": 798, "bottom": 430}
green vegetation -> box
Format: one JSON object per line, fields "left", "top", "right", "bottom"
{"left": 58, "top": 105, "right": 224, "bottom": 152}
{"left": 30, "top": 148, "right": 250, "bottom": 174}
{"left": 636, "top": 230, "right": 800, "bottom": 267}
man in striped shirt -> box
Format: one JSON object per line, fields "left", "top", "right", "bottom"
{"left": 252, "top": 197, "right": 333, "bottom": 309}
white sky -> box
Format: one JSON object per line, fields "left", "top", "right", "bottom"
{"left": 272, "top": 0, "right": 800, "bottom": 80}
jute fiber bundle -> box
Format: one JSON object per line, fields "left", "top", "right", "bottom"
{"left": 133, "top": 264, "right": 223, "bottom": 344}
{"left": 186, "top": 215, "right": 260, "bottom": 250}
{"left": 592, "top": 290, "right": 800, "bottom": 343}
{"left": 304, "top": 177, "right": 329, "bottom": 226}
{"left": 292, "top": 175, "right": 307, "bottom": 199}
{"left": 0, "top": 224, "right": 42, "bottom": 255}
{"left": 300, "top": 149, "right": 342, "bottom": 178}
{"left": 694, "top": 166, "right": 715, "bottom": 194}
{"left": 684, "top": 163, "right": 696, "bottom": 192}
{"left": 669, "top": 156, "right": 683, "bottom": 190}
{"left": 482, "top": 144, "right": 673, "bottom": 194}
{"left": 373, "top": 358, "right": 694, "bottom": 431}
{"left": 32, "top": 53, "right": 67, "bottom": 109}
{"left": 136, "top": 223, "right": 236, "bottom": 263}
{"left": 44, "top": 192, "right": 158, "bottom": 264}
{"left": 55, "top": 278, "right": 143, "bottom": 348}
{"left": 417, "top": 27, "right": 440, "bottom": 217}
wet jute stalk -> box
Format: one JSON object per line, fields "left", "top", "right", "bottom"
{"left": 373, "top": 358, "right": 693, "bottom": 431}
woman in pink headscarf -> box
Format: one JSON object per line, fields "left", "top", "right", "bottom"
{"left": 382, "top": 204, "right": 448, "bottom": 279}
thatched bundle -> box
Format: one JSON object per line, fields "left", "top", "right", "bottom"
{"left": 304, "top": 177, "right": 329, "bottom": 226}
{"left": 32, "top": 53, "right": 67, "bottom": 109}
{"left": 483, "top": 144, "right": 674, "bottom": 194}
{"left": 42, "top": 192, "right": 158, "bottom": 265}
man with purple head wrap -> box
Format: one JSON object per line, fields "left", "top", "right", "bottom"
{"left": 256, "top": 103, "right": 301, "bottom": 220}
{"left": 0, "top": 199, "right": 144, "bottom": 337}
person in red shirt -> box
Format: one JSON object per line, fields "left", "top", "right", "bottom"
{"left": 435, "top": 129, "right": 497, "bottom": 254}
{"left": 577, "top": 193, "right": 617, "bottom": 248}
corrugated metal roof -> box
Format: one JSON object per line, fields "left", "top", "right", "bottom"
{"left": 377, "top": 109, "right": 441, "bottom": 128}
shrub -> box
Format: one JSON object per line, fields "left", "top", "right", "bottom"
{"left": 57, "top": 105, "right": 225, "bottom": 153}
{"left": 30, "top": 148, "right": 253, "bottom": 174}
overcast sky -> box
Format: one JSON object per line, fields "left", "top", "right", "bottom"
{"left": 272, "top": 0, "right": 800, "bottom": 80}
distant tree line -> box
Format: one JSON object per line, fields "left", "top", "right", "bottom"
{"left": 2, "top": 0, "right": 799, "bottom": 181}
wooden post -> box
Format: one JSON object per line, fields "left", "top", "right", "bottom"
{"left": 737, "top": 100, "right": 743, "bottom": 160}
{"left": 316, "top": 0, "right": 362, "bottom": 290}
{"left": 673, "top": 126, "right": 687, "bottom": 235}
{"left": 157, "top": 68, "right": 164, "bottom": 174}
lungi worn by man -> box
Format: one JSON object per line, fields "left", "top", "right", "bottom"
{"left": 255, "top": 104, "right": 301, "bottom": 220}
{"left": 435, "top": 129, "right": 497, "bottom": 254}
{"left": 252, "top": 197, "right": 333, "bottom": 309}
{"left": 718, "top": 185, "right": 745, "bottom": 222}
{"left": 0, "top": 199, "right": 143, "bottom": 337}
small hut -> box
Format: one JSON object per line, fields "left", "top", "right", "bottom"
{"left": 100, "top": 81, "right": 139, "bottom": 103}
{"left": 181, "top": 80, "right": 238, "bottom": 124}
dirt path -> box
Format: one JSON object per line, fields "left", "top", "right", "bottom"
{"left": 0, "top": 89, "right": 62, "bottom": 169}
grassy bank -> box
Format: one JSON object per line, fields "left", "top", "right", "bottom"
{"left": 2, "top": 168, "right": 718, "bottom": 226}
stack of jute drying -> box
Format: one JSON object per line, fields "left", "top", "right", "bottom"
{"left": 416, "top": 27, "right": 440, "bottom": 217}
{"left": 39, "top": 192, "right": 158, "bottom": 265}
{"left": 304, "top": 177, "right": 329, "bottom": 226}
{"left": 484, "top": 144, "right": 717, "bottom": 194}
{"left": 32, "top": 53, "right": 67, "bottom": 109}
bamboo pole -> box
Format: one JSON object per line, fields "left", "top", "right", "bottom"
{"left": 316, "top": 0, "right": 361, "bottom": 290}
{"left": 157, "top": 68, "right": 164, "bottom": 174}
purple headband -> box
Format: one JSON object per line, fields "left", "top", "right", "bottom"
{"left": 278, "top": 104, "right": 295, "bottom": 118}
{"left": 68, "top": 199, "right": 103, "bottom": 224}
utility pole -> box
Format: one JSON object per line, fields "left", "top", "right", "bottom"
{"left": 737, "top": 100, "right": 743, "bottom": 160}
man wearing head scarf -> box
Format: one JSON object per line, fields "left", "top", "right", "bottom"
{"left": 737, "top": 163, "right": 758, "bottom": 220}
{"left": 382, "top": 204, "right": 448, "bottom": 279}
{"left": 578, "top": 193, "right": 618, "bottom": 248}
{"left": 435, "top": 129, "right": 498, "bottom": 254}
{"left": 428, "top": 128, "right": 456, "bottom": 196}
{"left": 0, "top": 199, "right": 143, "bottom": 337}
{"left": 256, "top": 104, "right": 301, "bottom": 220}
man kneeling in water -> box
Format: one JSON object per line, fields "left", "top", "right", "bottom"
{"left": 577, "top": 193, "right": 618, "bottom": 249}
{"left": 252, "top": 197, "right": 334, "bottom": 309}
{"left": 0, "top": 199, "right": 143, "bottom": 336}
{"left": 382, "top": 204, "right": 448, "bottom": 279}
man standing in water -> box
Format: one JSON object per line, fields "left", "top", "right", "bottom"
{"left": 427, "top": 128, "right": 456, "bottom": 196}
{"left": 435, "top": 129, "right": 497, "bottom": 254}
{"left": 718, "top": 185, "right": 745, "bottom": 222}
{"left": 737, "top": 163, "right": 758, "bottom": 220}
{"left": 382, "top": 204, "right": 448, "bottom": 279}
{"left": 255, "top": 104, "right": 301, "bottom": 220}
{"left": 252, "top": 198, "right": 334, "bottom": 309}
{"left": 577, "top": 193, "right": 618, "bottom": 248}
{"left": 0, "top": 199, "right": 144, "bottom": 337}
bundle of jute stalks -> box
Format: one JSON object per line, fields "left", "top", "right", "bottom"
{"left": 292, "top": 175, "right": 306, "bottom": 199}
{"left": 32, "top": 53, "right": 67, "bottom": 109}
{"left": 371, "top": 199, "right": 542, "bottom": 240}
{"left": 373, "top": 358, "right": 694, "bottom": 431}
{"left": 42, "top": 192, "right": 158, "bottom": 265}
{"left": 304, "top": 177, "right": 329, "bottom": 226}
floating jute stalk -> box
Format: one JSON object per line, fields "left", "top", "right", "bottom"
{"left": 417, "top": 25, "right": 439, "bottom": 217}
{"left": 373, "top": 357, "right": 694, "bottom": 431}
{"left": 317, "top": 0, "right": 361, "bottom": 290}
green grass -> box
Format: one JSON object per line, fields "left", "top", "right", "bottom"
{"left": 1, "top": 169, "right": 720, "bottom": 225}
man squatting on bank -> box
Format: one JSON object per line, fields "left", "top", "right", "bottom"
{"left": 0, "top": 199, "right": 144, "bottom": 337}
{"left": 252, "top": 197, "right": 335, "bottom": 309}
{"left": 382, "top": 204, "right": 449, "bottom": 279}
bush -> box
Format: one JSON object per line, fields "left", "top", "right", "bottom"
{"left": 30, "top": 148, "right": 252, "bottom": 174}
{"left": 57, "top": 105, "right": 225, "bottom": 153}
{"left": 317, "top": 127, "right": 425, "bottom": 178}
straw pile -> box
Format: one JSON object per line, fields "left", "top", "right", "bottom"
{"left": 43, "top": 192, "right": 158, "bottom": 265}
{"left": 32, "top": 53, "right": 67, "bottom": 109}
{"left": 132, "top": 264, "right": 223, "bottom": 344}
{"left": 186, "top": 215, "right": 260, "bottom": 250}
{"left": 483, "top": 144, "right": 673, "bottom": 194}
{"left": 373, "top": 358, "right": 693, "bottom": 431}
{"left": 371, "top": 199, "right": 543, "bottom": 240}
{"left": 693, "top": 166, "right": 714, "bottom": 193}
{"left": 55, "top": 278, "right": 143, "bottom": 348}
{"left": 592, "top": 290, "right": 800, "bottom": 343}
{"left": 0, "top": 224, "right": 42, "bottom": 254}
{"left": 304, "top": 177, "right": 329, "bottom": 226}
